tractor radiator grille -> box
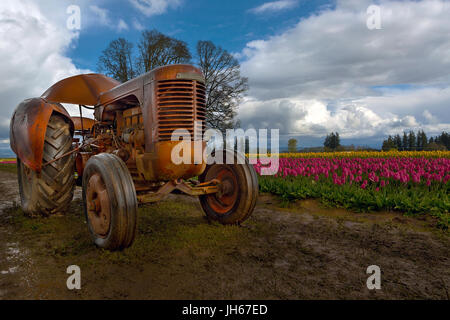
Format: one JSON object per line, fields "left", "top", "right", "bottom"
{"left": 156, "top": 79, "right": 206, "bottom": 142}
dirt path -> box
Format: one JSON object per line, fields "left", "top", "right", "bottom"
{"left": 0, "top": 170, "right": 449, "bottom": 299}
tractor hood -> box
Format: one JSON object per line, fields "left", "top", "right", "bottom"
{"left": 41, "top": 74, "right": 120, "bottom": 106}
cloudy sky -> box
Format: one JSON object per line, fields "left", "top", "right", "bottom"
{"left": 1, "top": 0, "right": 449, "bottom": 155}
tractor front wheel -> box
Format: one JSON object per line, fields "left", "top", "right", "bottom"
{"left": 199, "top": 151, "right": 258, "bottom": 225}
{"left": 82, "top": 153, "right": 137, "bottom": 250}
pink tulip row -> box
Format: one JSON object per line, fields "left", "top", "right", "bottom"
{"left": 0, "top": 160, "right": 16, "bottom": 164}
{"left": 253, "top": 157, "right": 450, "bottom": 189}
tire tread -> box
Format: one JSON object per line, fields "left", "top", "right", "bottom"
{"left": 18, "top": 114, "right": 75, "bottom": 216}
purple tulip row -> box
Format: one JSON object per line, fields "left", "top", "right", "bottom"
{"left": 253, "top": 157, "right": 450, "bottom": 189}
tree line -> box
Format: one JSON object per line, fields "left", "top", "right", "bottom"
{"left": 287, "top": 133, "right": 343, "bottom": 152}
{"left": 382, "top": 131, "right": 449, "bottom": 151}
{"left": 285, "top": 130, "right": 449, "bottom": 153}
{"left": 97, "top": 30, "right": 248, "bottom": 133}
{"left": 323, "top": 132, "right": 341, "bottom": 150}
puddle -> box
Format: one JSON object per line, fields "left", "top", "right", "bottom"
{"left": 0, "top": 200, "right": 20, "bottom": 214}
{"left": 5, "top": 243, "right": 21, "bottom": 261}
{"left": 1, "top": 267, "right": 18, "bottom": 274}
{"left": 343, "top": 221, "right": 363, "bottom": 229}
{"left": 0, "top": 233, "right": 33, "bottom": 298}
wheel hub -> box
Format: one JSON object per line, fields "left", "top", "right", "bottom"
{"left": 206, "top": 166, "right": 239, "bottom": 215}
{"left": 86, "top": 173, "right": 111, "bottom": 237}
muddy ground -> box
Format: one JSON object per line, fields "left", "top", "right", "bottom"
{"left": 0, "top": 169, "right": 449, "bottom": 300}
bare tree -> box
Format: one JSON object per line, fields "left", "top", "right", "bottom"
{"left": 97, "top": 38, "right": 135, "bottom": 83}
{"left": 137, "top": 29, "right": 191, "bottom": 73}
{"left": 97, "top": 36, "right": 248, "bottom": 134}
{"left": 196, "top": 41, "right": 248, "bottom": 133}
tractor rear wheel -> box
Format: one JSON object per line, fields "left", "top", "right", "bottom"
{"left": 82, "top": 153, "right": 137, "bottom": 250}
{"left": 199, "top": 151, "right": 258, "bottom": 225}
{"left": 17, "top": 114, "right": 75, "bottom": 216}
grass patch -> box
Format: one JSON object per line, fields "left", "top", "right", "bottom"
{"left": 259, "top": 175, "right": 450, "bottom": 229}
{"left": 99, "top": 200, "right": 253, "bottom": 264}
{"left": 4, "top": 196, "right": 255, "bottom": 268}
{"left": 0, "top": 163, "right": 17, "bottom": 174}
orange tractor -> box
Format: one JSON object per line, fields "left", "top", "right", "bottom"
{"left": 10, "top": 64, "right": 258, "bottom": 250}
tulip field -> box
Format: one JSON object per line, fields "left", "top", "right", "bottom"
{"left": 253, "top": 151, "right": 450, "bottom": 228}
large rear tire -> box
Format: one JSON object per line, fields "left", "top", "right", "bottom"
{"left": 82, "top": 153, "right": 137, "bottom": 251}
{"left": 199, "top": 151, "right": 258, "bottom": 225}
{"left": 17, "top": 114, "right": 75, "bottom": 216}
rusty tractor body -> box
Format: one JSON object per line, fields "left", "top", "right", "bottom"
{"left": 10, "top": 64, "right": 258, "bottom": 250}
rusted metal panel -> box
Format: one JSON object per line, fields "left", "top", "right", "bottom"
{"left": 76, "top": 152, "right": 91, "bottom": 178}
{"left": 10, "top": 98, "right": 73, "bottom": 172}
{"left": 98, "top": 76, "right": 144, "bottom": 107}
{"left": 41, "top": 74, "right": 119, "bottom": 106}
{"left": 123, "top": 107, "right": 143, "bottom": 127}
{"left": 135, "top": 140, "right": 206, "bottom": 182}
{"left": 71, "top": 116, "right": 95, "bottom": 131}
{"left": 147, "top": 64, "right": 205, "bottom": 84}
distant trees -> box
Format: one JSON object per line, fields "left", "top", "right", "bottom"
{"left": 408, "top": 131, "right": 416, "bottom": 151}
{"left": 394, "top": 135, "right": 402, "bottom": 150}
{"left": 381, "top": 130, "right": 448, "bottom": 151}
{"left": 426, "top": 141, "right": 446, "bottom": 151}
{"left": 430, "top": 131, "right": 449, "bottom": 150}
{"left": 402, "top": 132, "right": 408, "bottom": 150}
{"left": 97, "top": 31, "right": 247, "bottom": 132}
{"left": 381, "top": 136, "right": 397, "bottom": 151}
{"left": 416, "top": 130, "right": 428, "bottom": 150}
{"left": 288, "top": 138, "right": 298, "bottom": 152}
{"left": 383, "top": 131, "right": 422, "bottom": 151}
{"left": 324, "top": 132, "right": 341, "bottom": 150}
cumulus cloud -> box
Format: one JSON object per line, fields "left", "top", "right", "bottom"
{"left": 238, "top": 0, "right": 450, "bottom": 145}
{"left": 249, "top": 0, "right": 298, "bottom": 14}
{"left": 90, "top": 5, "right": 129, "bottom": 32}
{"left": 132, "top": 18, "right": 145, "bottom": 31}
{"left": 423, "top": 109, "right": 439, "bottom": 125}
{"left": 90, "top": 5, "right": 110, "bottom": 26}
{"left": 128, "top": 0, "right": 181, "bottom": 17}
{"left": 238, "top": 98, "right": 308, "bottom": 134}
{"left": 0, "top": 0, "right": 90, "bottom": 141}
{"left": 117, "top": 19, "right": 129, "bottom": 32}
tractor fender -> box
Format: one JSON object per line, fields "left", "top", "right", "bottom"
{"left": 10, "top": 97, "right": 74, "bottom": 172}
